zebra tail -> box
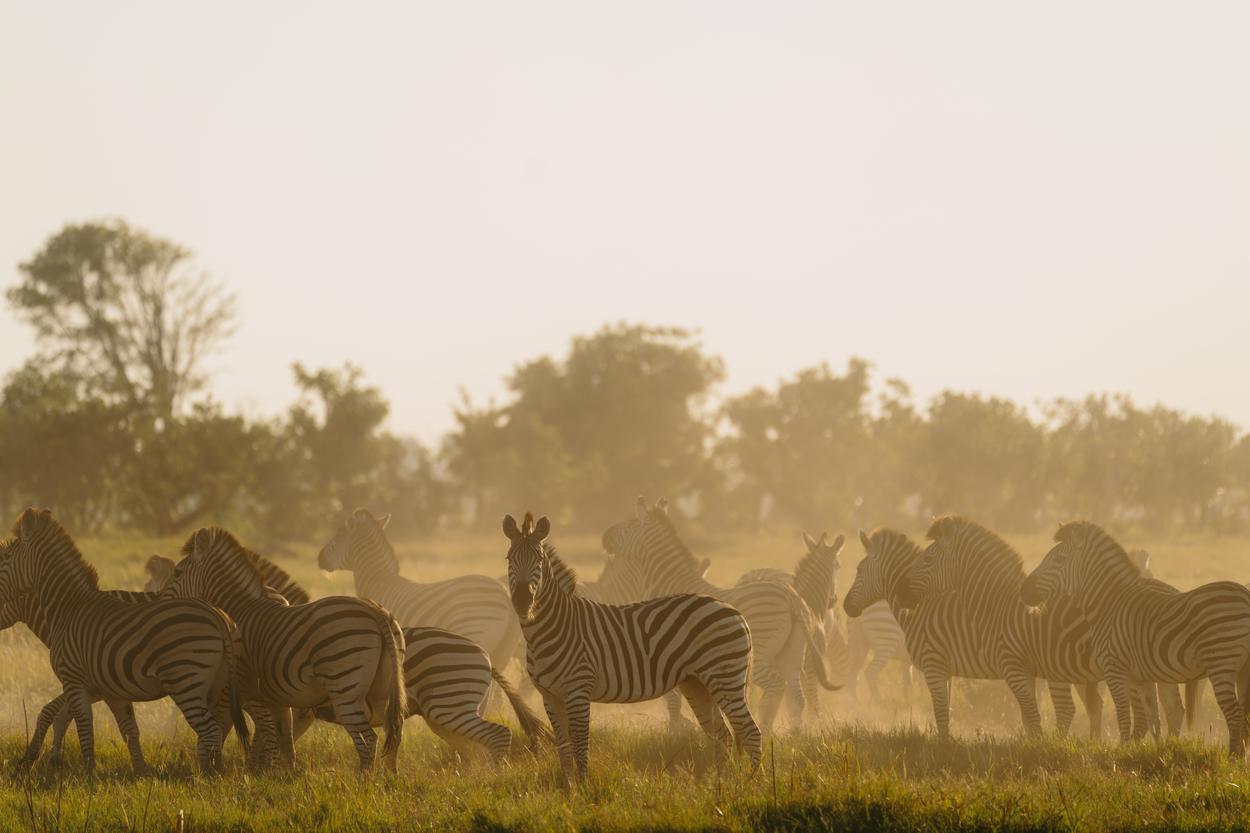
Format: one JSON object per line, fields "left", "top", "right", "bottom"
{"left": 380, "top": 613, "right": 407, "bottom": 763}
{"left": 490, "top": 668, "right": 553, "bottom": 749}
{"left": 224, "top": 620, "right": 251, "bottom": 757}
{"left": 1184, "top": 679, "right": 1202, "bottom": 733}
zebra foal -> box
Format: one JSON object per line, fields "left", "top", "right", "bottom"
{"left": 505, "top": 513, "right": 760, "bottom": 783}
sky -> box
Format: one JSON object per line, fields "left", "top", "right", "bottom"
{"left": 2, "top": 1, "right": 1248, "bottom": 442}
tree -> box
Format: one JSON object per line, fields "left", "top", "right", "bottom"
{"left": 9, "top": 220, "right": 236, "bottom": 420}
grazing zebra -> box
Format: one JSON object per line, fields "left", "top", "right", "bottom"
{"left": 1021, "top": 521, "right": 1250, "bottom": 755}
{"left": 737, "top": 532, "right": 853, "bottom": 706}
{"left": 603, "top": 498, "right": 839, "bottom": 728}
{"left": 318, "top": 509, "right": 521, "bottom": 674}
{"left": 161, "top": 527, "right": 407, "bottom": 771}
{"left": 0, "top": 509, "right": 249, "bottom": 775}
{"left": 903, "top": 516, "right": 1104, "bottom": 739}
{"left": 504, "top": 513, "right": 760, "bottom": 783}
{"left": 147, "top": 552, "right": 308, "bottom": 604}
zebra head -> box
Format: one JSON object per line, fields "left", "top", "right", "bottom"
{"left": 799, "top": 531, "right": 845, "bottom": 610}
{"left": 503, "top": 512, "right": 552, "bottom": 622}
{"left": 845, "top": 528, "right": 922, "bottom": 616}
{"left": 1022, "top": 521, "right": 1136, "bottom": 606}
{"left": 901, "top": 519, "right": 963, "bottom": 606}
{"left": 144, "top": 555, "right": 177, "bottom": 593}
{"left": 319, "top": 508, "right": 391, "bottom": 572}
{"left": 0, "top": 508, "right": 76, "bottom": 599}
{"left": 601, "top": 496, "right": 651, "bottom": 557}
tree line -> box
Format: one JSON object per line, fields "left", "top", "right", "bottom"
{"left": 3, "top": 221, "right": 1248, "bottom": 539}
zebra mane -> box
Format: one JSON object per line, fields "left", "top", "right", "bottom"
{"left": 926, "top": 515, "right": 1024, "bottom": 592}
{"left": 180, "top": 527, "right": 270, "bottom": 595}
{"left": 1055, "top": 520, "right": 1133, "bottom": 566}
{"left": 865, "top": 527, "right": 922, "bottom": 561}
{"left": 544, "top": 544, "right": 578, "bottom": 595}
{"left": 11, "top": 509, "right": 99, "bottom": 590}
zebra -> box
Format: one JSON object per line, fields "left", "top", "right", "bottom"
{"left": 160, "top": 526, "right": 407, "bottom": 771}
{"left": 1123, "top": 549, "right": 1193, "bottom": 738}
{"left": 0, "top": 509, "right": 249, "bottom": 775}
{"left": 1021, "top": 520, "right": 1250, "bottom": 756}
{"left": 146, "top": 552, "right": 308, "bottom": 604}
{"left": 902, "top": 516, "right": 1104, "bottom": 739}
{"left": 504, "top": 512, "right": 760, "bottom": 783}
{"left": 318, "top": 509, "right": 521, "bottom": 674}
{"left": 602, "top": 498, "right": 839, "bottom": 729}
{"left": 845, "top": 602, "right": 913, "bottom": 704}
{"left": 153, "top": 552, "right": 552, "bottom": 762}
{"left": 737, "top": 532, "right": 853, "bottom": 709}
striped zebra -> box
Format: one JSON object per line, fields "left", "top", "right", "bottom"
{"left": 149, "top": 553, "right": 550, "bottom": 762}
{"left": 602, "top": 498, "right": 839, "bottom": 728}
{"left": 318, "top": 509, "right": 521, "bottom": 673}
{"left": 161, "top": 527, "right": 407, "bottom": 771}
{"left": 737, "top": 532, "right": 853, "bottom": 708}
{"left": 1022, "top": 521, "right": 1250, "bottom": 755}
{"left": 903, "top": 516, "right": 1104, "bottom": 739}
{"left": 504, "top": 513, "right": 760, "bottom": 783}
{"left": 0, "top": 509, "right": 249, "bottom": 775}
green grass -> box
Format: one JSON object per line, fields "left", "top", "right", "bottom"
{"left": 1, "top": 527, "right": 1249, "bottom": 831}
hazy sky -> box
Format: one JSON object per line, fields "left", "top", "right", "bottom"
{"left": 2, "top": 2, "right": 1247, "bottom": 441}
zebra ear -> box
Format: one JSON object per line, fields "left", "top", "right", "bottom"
{"left": 859, "top": 530, "right": 871, "bottom": 552}
{"left": 698, "top": 557, "right": 711, "bottom": 578}
{"left": 830, "top": 534, "right": 845, "bottom": 555}
{"left": 635, "top": 496, "right": 649, "bottom": 520}
{"left": 18, "top": 509, "right": 41, "bottom": 540}
{"left": 802, "top": 532, "right": 818, "bottom": 553}
{"left": 191, "top": 528, "right": 213, "bottom": 559}
{"left": 502, "top": 515, "right": 520, "bottom": 541}
{"left": 533, "top": 516, "right": 551, "bottom": 541}
{"left": 376, "top": 514, "right": 391, "bottom": 530}
{"left": 656, "top": 498, "right": 669, "bottom": 514}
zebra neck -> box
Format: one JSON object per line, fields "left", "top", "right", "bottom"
{"left": 13, "top": 594, "right": 50, "bottom": 646}
{"left": 528, "top": 577, "right": 575, "bottom": 632}
{"left": 33, "top": 573, "right": 99, "bottom": 627}
{"left": 349, "top": 542, "right": 402, "bottom": 595}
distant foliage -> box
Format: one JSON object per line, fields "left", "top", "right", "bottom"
{"left": 5, "top": 221, "right": 1250, "bottom": 537}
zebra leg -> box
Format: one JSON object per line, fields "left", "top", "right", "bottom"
{"left": 865, "top": 652, "right": 886, "bottom": 702}
{"left": 328, "top": 697, "right": 377, "bottom": 772}
{"left": 1208, "top": 668, "right": 1246, "bottom": 757}
{"left": 1003, "top": 669, "right": 1043, "bottom": 737}
{"left": 783, "top": 671, "right": 807, "bottom": 727}
{"left": 678, "top": 678, "right": 731, "bottom": 758}
{"left": 564, "top": 693, "right": 592, "bottom": 783}
{"left": 104, "top": 700, "right": 147, "bottom": 774}
{"left": 1129, "top": 684, "right": 1157, "bottom": 740}
{"left": 540, "top": 694, "right": 576, "bottom": 786}
{"left": 1104, "top": 668, "right": 1134, "bottom": 743}
{"left": 63, "top": 685, "right": 96, "bottom": 777}
{"left": 801, "top": 668, "right": 819, "bottom": 721}
{"left": 922, "top": 666, "right": 952, "bottom": 740}
{"left": 754, "top": 670, "right": 787, "bottom": 732}
{"left": 167, "top": 686, "right": 225, "bottom": 774}
{"left": 700, "top": 674, "right": 762, "bottom": 770}
{"left": 664, "top": 690, "right": 691, "bottom": 726}
{"left": 1158, "top": 684, "right": 1185, "bottom": 736}
{"left": 1074, "top": 681, "right": 1103, "bottom": 740}
{"left": 1047, "top": 681, "right": 1075, "bottom": 736}
{"left": 22, "top": 694, "right": 71, "bottom": 769}
{"left": 290, "top": 708, "right": 316, "bottom": 743}
{"left": 426, "top": 708, "right": 512, "bottom": 763}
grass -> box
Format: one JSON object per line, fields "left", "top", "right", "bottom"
{"left": 0, "top": 525, "right": 1248, "bottom": 831}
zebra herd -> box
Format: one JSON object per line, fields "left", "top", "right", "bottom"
{"left": 2, "top": 499, "right": 1250, "bottom": 785}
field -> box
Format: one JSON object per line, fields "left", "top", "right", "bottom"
{"left": 2, "top": 524, "right": 1250, "bottom": 832}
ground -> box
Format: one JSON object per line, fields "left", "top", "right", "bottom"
{"left": 0, "top": 525, "right": 1248, "bottom": 832}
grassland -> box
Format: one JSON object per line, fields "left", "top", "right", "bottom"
{"left": 0, "top": 524, "right": 1248, "bottom": 832}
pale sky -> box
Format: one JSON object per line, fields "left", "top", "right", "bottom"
{"left": 2, "top": 1, "right": 1248, "bottom": 442}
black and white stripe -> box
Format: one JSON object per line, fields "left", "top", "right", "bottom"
{"left": 505, "top": 512, "right": 760, "bottom": 783}
{"left": 160, "top": 527, "right": 407, "bottom": 771}
{"left": 1022, "top": 521, "right": 1250, "bottom": 755}
{"left": 0, "top": 509, "right": 249, "bottom": 775}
